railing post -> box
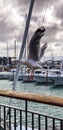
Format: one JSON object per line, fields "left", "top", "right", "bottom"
{"left": 20, "top": 110, "right": 22, "bottom": 130}
{"left": 9, "top": 107, "right": 11, "bottom": 130}
{"left": 25, "top": 100, "right": 27, "bottom": 130}
{"left": 61, "top": 120, "right": 63, "bottom": 130}
{"left": 4, "top": 106, "right": 6, "bottom": 130}
{"left": 0, "top": 105, "right": 1, "bottom": 127}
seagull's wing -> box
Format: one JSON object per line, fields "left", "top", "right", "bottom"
{"left": 17, "top": 27, "right": 46, "bottom": 70}
{"left": 28, "top": 27, "right": 45, "bottom": 61}
{"left": 28, "top": 36, "right": 40, "bottom": 61}
{"left": 40, "top": 43, "right": 47, "bottom": 59}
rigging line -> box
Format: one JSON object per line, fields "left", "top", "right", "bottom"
{"left": 42, "top": 0, "right": 50, "bottom": 26}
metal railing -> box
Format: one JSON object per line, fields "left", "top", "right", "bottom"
{"left": 0, "top": 89, "right": 63, "bottom": 130}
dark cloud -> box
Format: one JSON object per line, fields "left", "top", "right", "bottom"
{"left": 0, "top": 19, "right": 19, "bottom": 42}
{"left": 55, "top": 43, "right": 61, "bottom": 47}
{"left": 42, "top": 24, "right": 60, "bottom": 43}
{"left": 45, "top": 24, "right": 59, "bottom": 36}
{"left": 54, "top": 3, "right": 63, "bottom": 19}
{"left": 6, "top": 0, "right": 53, "bottom": 15}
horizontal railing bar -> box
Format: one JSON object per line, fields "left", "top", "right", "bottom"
{"left": 28, "top": 111, "right": 63, "bottom": 121}
{"left": 0, "top": 104, "right": 23, "bottom": 110}
{"left": 0, "top": 103, "right": 62, "bottom": 121}
{"left": 0, "top": 89, "right": 63, "bottom": 107}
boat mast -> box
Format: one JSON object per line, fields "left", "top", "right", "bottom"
{"left": 14, "top": 40, "right": 16, "bottom": 60}
{"left": 51, "top": 49, "right": 54, "bottom": 61}
{"left": 23, "top": 14, "right": 28, "bottom": 60}
{"left": 7, "top": 43, "right": 9, "bottom": 69}
{"left": 12, "top": 0, "right": 35, "bottom": 90}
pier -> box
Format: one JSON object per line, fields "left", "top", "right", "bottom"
{"left": 0, "top": 89, "right": 63, "bottom": 130}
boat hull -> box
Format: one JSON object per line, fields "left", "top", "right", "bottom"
{"left": 34, "top": 74, "right": 52, "bottom": 83}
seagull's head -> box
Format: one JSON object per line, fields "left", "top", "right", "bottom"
{"left": 34, "top": 26, "right": 45, "bottom": 39}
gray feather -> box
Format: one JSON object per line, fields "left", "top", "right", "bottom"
{"left": 28, "top": 27, "right": 47, "bottom": 61}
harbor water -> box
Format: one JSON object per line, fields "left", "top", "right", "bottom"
{"left": 0, "top": 79, "right": 63, "bottom": 127}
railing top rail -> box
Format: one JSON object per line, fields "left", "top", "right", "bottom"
{"left": 0, "top": 89, "right": 63, "bottom": 107}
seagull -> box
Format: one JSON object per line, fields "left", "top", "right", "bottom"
{"left": 17, "top": 26, "right": 47, "bottom": 70}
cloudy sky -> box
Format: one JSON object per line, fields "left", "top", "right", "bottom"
{"left": 0, "top": 0, "right": 63, "bottom": 60}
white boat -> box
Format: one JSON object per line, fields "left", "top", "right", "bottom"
{"left": 9, "top": 73, "right": 23, "bottom": 81}
{"left": 34, "top": 68, "right": 63, "bottom": 85}
{"left": 0, "top": 71, "right": 13, "bottom": 80}
{"left": 34, "top": 69, "right": 52, "bottom": 84}
{"left": 22, "top": 72, "right": 35, "bottom": 82}
{"left": 8, "top": 69, "right": 23, "bottom": 81}
{"left": 48, "top": 69, "right": 63, "bottom": 85}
